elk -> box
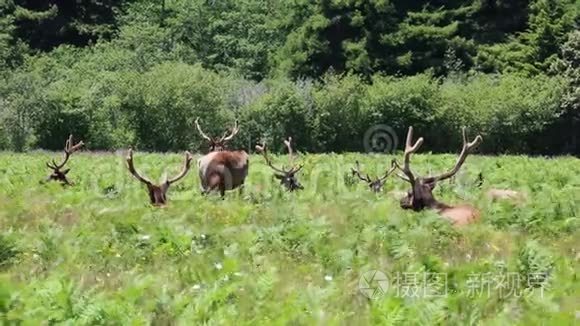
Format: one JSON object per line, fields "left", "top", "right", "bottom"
{"left": 256, "top": 137, "right": 304, "bottom": 191}
{"left": 45, "top": 134, "right": 84, "bottom": 185}
{"left": 351, "top": 160, "right": 397, "bottom": 193}
{"left": 195, "top": 117, "right": 240, "bottom": 152}
{"left": 195, "top": 118, "right": 249, "bottom": 196}
{"left": 393, "top": 126, "right": 483, "bottom": 226}
{"left": 126, "top": 149, "right": 193, "bottom": 205}
{"left": 486, "top": 188, "right": 527, "bottom": 204}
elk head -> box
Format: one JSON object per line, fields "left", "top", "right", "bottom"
{"left": 194, "top": 118, "right": 240, "bottom": 152}
{"left": 126, "top": 149, "right": 193, "bottom": 206}
{"left": 393, "top": 126, "right": 483, "bottom": 225}
{"left": 351, "top": 160, "right": 397, "bottom": 193}
{"left": 45, "top": 134, "right": 84, "bottom": 185}
{"left": 256, "top": 137, "right": 304, "bottom": 191}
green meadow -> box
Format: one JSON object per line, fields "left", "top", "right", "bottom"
{"left": 0, "top": 152, "right": 578, "bottom": 324}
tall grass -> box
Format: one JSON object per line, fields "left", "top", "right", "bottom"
{"left": 0, "top": 152, "right": 578, "bottom": 324}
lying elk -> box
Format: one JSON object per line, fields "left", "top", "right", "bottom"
{"left": 195, "top": 118, "right": 249, "bottom": 196}
{"left": 256, "top": 137, "right": 304, "bottom": 191}
{"left": 351, "top": 160, "right": 396, "bottom": 193}
{"left": 45, "top": 134, "right": 84, "bottom": 185}
{"left": 393, "top": 126, "right": 483, "bottom": 226}
{"left": 126, "top": 149, "right": 193, "bottom": 205}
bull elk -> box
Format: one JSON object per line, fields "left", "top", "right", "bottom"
{"left": 195, "top": 118, "right": 249, "bottom": 197}
{"left": 393, "top": 126, "right": 483, "bottom": 226}
{"left": 45, "top": 134, "right": 84, "bottom": 185}
{"left": 351, "top": 160, "right": 397, "bottom": 193}
{"left": 126, "top": 149, "right": 193, "bottom": 205}
{"left": 256, "top": 137, "right": 304, "bottom": 191}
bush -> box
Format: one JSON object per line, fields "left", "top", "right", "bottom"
{"left": 240, "top": 78, "right": 315, "bottom": 152}
{"left": 311, "top": 73, "right": 368, "bottom": 152}
{"left": 0, "top": 48, "right": 570, "bottom": 154}
{"left": 438, "top": 74, "right": 566, "bottom": 153}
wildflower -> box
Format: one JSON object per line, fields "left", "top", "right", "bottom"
{"left": 192, "top": 284, "right": 201, "bottom": 291}
{"left": 215, "top": 262, "right": 223, "bottom": 270}
{"left": 324, "top": 275, "right": 333, "bottom": 282}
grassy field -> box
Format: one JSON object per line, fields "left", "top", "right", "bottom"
{"left": 0, "top": 151, "right": 578, "bottom": 324}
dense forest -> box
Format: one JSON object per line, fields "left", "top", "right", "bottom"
{"left": 0, "top": 0, "right": 579, "bottom": 154}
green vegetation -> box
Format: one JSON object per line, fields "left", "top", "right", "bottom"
{"left": 0, "top": 0, "right": 579, "bottom": 153}
{"left": 0, "top": 1, "right": 579, "bottom": 323}
{"left": 0, "top": 152, "right": 578, "bottom": 323}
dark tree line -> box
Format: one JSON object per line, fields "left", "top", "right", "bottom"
{"left": 0, "top": 0, "right": 578, "bottom": 153}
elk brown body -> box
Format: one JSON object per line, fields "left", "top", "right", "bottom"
{"left": 195, "top": 118, "right": 249, "bottom": 197}
{"left": 197, "top": 150, "right": 249, "bottom": 196}
{"left": 394, "top": 126, "right": 483, "bottom": 226}
{"left": 126, "top": 149, "right": 193, "bottom": 206}
{"left": 45, "top": 134, "right": 84, "bottom": 186}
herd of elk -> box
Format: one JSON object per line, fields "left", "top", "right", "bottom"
{"left": 44, "top": 123, "right": 524, "bottom": 226}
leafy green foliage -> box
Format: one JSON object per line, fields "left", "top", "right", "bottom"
{"left": 0, "top": 152, "right": 577, "bottom": 323}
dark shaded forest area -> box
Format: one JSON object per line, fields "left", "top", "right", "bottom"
{"left": 0, "top": 0, "right": 579, "bottom": 154}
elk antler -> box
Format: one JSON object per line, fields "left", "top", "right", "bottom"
{"left": 351, "top": 161, "right": 372, "bottom": 183}
{"left": 393, "top": 127, "right": 423, "bottom": 184}
{"left": 256, "top": 137, "right": 303, "bottom": 174}
{"left": 352, "top": 160, "right": 397, "bottom": 184}
{"left": 126, "top": 149, "right": 153, "bottom": 186}
{"left": 255, "top": 142, "right": 286, "bottom": 174}
{"left": 46, "top": 134, "right": 84, "bottom": 170}
{"left": 283, "top": 137, "right": 303, "bottom": 173}
{"left": 220, "top": 120, "right": 240, "bottom": 142}
{"left": 194, "top": 118, "right": 212, "bottom": 142}
{"left": 378, "top": 160, "right": 398, "bottom": 182}
{"left": 167, "top": 151, "right": 193, "bottom": 184}
{"left": 425, "top": 127, "right": 482, "bottom": 183}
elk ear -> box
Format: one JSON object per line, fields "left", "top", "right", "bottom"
{"left": 62, "top": 168, "right": 71, "bottom": 175}
{"left": 274, "top": 173, "right": 285, "bottom": 180}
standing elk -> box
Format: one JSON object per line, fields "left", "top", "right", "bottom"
{"left": 126, "top": 149, "right": 193, "bottom": 206}
{"left": 195, "top": 118, "right": 249, "bottom": 197}
{"left": 256, "top": 137, "right": 304, "bottom": 191}
{"left": 351, "top": 160, "right": 397, "bottom": 193}
{"left": 393, "top": 126, "right": 483, "bottom": 226}
{"left": 45, "top": 134, "right": 84, "bottom": 185}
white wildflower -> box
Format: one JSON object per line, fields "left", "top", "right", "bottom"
{"left": 214, "top": 262, "right": 223, "bottom": 270}
{"left": 324, "top": 275, "right": 333, "bottom": 282}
